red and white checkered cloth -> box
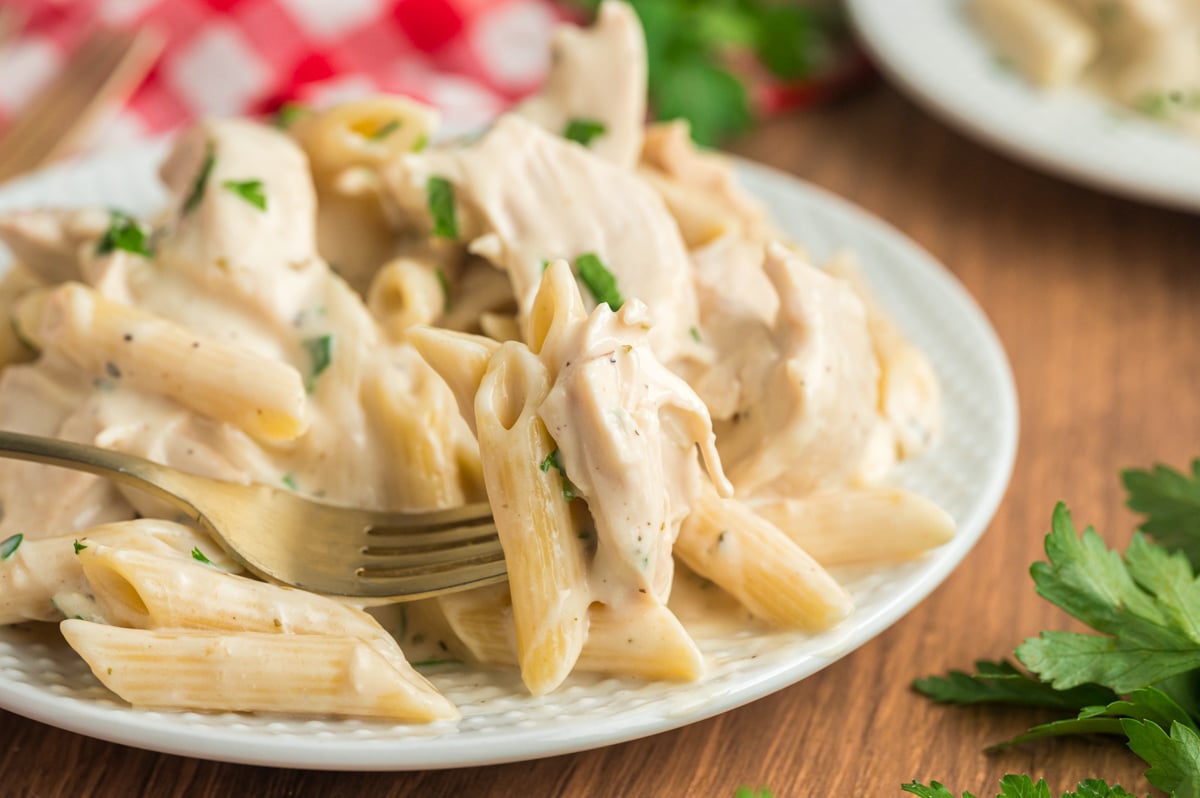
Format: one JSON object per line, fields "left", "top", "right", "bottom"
{"left": 0, "top": 0, "right": 567, "bottom": 148}
{"left": 0, "top": 0, "right": 871, "bottom": 152}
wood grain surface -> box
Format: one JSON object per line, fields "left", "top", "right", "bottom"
{"left": 3, "top": 83, "right": 1198, "bottom": 797}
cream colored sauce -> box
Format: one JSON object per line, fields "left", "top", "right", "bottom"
{"left": 384, "top": 115, "right": 700, "bottom": 361}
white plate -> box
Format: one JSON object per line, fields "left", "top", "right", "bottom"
{"left": 0, "top": 145, "right": 1018, "bottom": 770}
{"left": 847, "top": 0, "right": 1200, "bottom": 213}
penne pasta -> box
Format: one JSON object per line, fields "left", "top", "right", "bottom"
{"left": 61, "top": 621, "right": 453, "bottom": 721}
{"left": 753, "top": 489, "right": 956, "bottom": 567}
{"left": 675, "top": 486, "right": 853, "bottom": 631}
{"left": 971, "top": 0, "right": 1098, "bottom": 87}
{"left": 475, "top": 343, "right": 590, "bottom": 695}
{"left": 16, "top": 283, "right": 308, "bottom": 442}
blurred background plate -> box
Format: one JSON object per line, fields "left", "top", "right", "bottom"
{"left": 0, "top": 145, "right": 1017, "bottom": 770}
{"left": 847, "top": 0, "right": 1200, "bottom": 213}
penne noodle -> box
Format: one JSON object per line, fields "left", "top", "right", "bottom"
{"left": 675, "top": 486, "right": 853, "bottom": 631}
{"left": 76, "top": 544, "right": 458, "bottom": 720}
{"left": 367, "top": 257, "right": 445, "bottom": 338}
{"left": 16, "top": 283, "right": 308, "bottom": 442}
{"left": 407, "top": 325, "right": 499, "bottom": 436}
{"left": 0, "top": 519, "right": 234, "bottom": 625}
{"left": 971, "top": 0, "right": 1097, "bottom": 86}
{"left": 61, "top": 621, "right": 452, "bottom": 721}
{"left": 753, "top": 488, "right": 956, "bottom": 567}
{"left": 475, "top": 343, "right": 590, "bottom": 695}
{"left": 0, "top": 263, "right": 42, "bottom": 369}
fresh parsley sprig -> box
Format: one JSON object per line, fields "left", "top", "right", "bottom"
{"left": 911, "top": 463, "right": 1200, "bottom": 796}
{"left": 903, "top": 776, "right": 1141, "bottom": 798}
{"left": 568, "top": 0, "right": 843, "bottom": 145}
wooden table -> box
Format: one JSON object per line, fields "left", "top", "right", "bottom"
{"left": 3, "top": 83, "right": 1198, "bottom": 797}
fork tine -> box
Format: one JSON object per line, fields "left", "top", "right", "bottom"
{"left": 365, "top": 502, "right": 493, "bottom": 534}
{"left": 364, "top": 517, "right": 497, "bottom": 548}
{"left": 354, "top": 557, "right": 509, "bottom": 599}
{"left": 358, "top": 538, "right": 506, "bottom": 572}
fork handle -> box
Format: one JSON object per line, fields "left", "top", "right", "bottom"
{"left": 0, "top": 430, "right": 204, "bottom": 519}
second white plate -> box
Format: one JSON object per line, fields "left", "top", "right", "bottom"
{"left": 848, "top": 0, "right": 1200, "bottom": 213}
{"left": 0, "top": 146, "right": 1018, "bottom": 770}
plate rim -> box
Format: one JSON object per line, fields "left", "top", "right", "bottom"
{"left": 846, "top": 0, "right": 1200, "bottom": 214}
{"left": 0, "top": 148, "right": 1019, "bottom": 770}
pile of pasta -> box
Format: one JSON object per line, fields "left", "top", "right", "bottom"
{"left": 972, "top": 0, "right": 1200, "bottom": 135}
{"left": 0, "top": 2, "right": 952, "bottom": 722}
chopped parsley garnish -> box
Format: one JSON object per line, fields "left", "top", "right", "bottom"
{"left": 689, "top": 326, "right": 702, "bottom": 342}
{"left": 73, "top": 540, "right": 87, "bottom": 554}
{"left": 191, "top": 547, "right": 213, "bottom": 565}
{"left": 1137, "top": 90, "right": 1200, "bottom": 119}
{"left": 426, "top": 176, "right": 459, "bottom": 239}
{"left": 183, "top": 145, "right": 215, "bottom": 214}
{"left": 563, "top": 117, "right": 607, "bottom": 147}
{"left": 281, "top": 473, "right": 298, "bottom": 491}
{"left": 96, "top": 210, "right": 151, "bottom": 257}
{"left": 369, "top": 119, "right": 402, "bottom": 140}
{"left": 412, "top": 132, "right": 429, "bottom": 152}
{"left": 272, "top": 102, "right": 309, "bottom": 129}
{"left": 410, "top": 658, "right": 463, "bottom": 668}
{"left": 540, "top": 449, "right": 579, "bottom": 501}
{"left": 222, "top": 179, "right": 267, "bottom": 211}
{"left": 0, "top": 533, "right": 22, "bottom": 560}
{"left": 302, "top": 334, "right": 334, "bottom": 392}
{"left": 436, "top": 268, "right": 451, "bottom": 312}
{"left": 575, "top": 253, "right": 623, "bottom": 310}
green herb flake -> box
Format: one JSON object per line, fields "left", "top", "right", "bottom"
{"left": 436, "top": 268, "right": 451, "bottom": 313}
{"left": 412, "top": 132, "right": 429, "bottom": 152}
{"left": 540, "top": 449, "right": 579, "bottom": 501}
{"left": 281, "top": 473, "right": 298, "bottom": 491}
{"left": 426, "top": 176, "right": 459, "bottom": 239}
{"left": 191, "top": 547, "right": 213, "bottom": 565}
{"left": 73, "top": 540, "right": 87, "bottom": 554}
{"left": 222, "top": 179, "right": 267, "bottom": 211}
{"left": 689, "top": 326, "right": 702, "bottom": 342}
{"left": 733, "top": 789, "right": 774, "bottom": 798}
{"left": 368, "top": 118, "right": 402, "bottom": 141}
{"left": 183, "top": 146, "right": 215, "bottom": 214}
{"left": 302, "top": 334, "right": 334, "bottom": 393}
{"left": 0, "top": 533, "right": 22, "bottom": 560}
{"left": 575, "top": 253, "right": 623, "bottom": 310}
{"left": 96, "top": 210, "right": 152, "bottom": 258}
{"left": 272, "top": 102, "right": 309, "bottom": 129}
{"left": 563, "top": 117, "right": 607, "bottom": 147}
{"left": 902, "top": 776, "right": 1138, "bottom": 797}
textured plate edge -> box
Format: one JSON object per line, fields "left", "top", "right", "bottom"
{"left": 845, "top": 0, "right": 1200, "bottom": 214}
{"left": 0, "top": 153, "right": 1020, "bottom": 771}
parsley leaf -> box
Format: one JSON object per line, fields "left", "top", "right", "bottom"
{"left": 426, "top": 176, "right": 459, "bottom": 239}
{"left": 1014, "top": 505, "right": 1200, "bottom": 693}
{"left": 572, "top": 0, "right": 841, "bottom": 145}
{"left": 1123, "top": 461, "right": 1200, "bottom": 569}
{"left": 96, "top": 211, "right": 152, "bottom": 257}
{"left": 272, "top": 102, "right": 309, "bottom": 129}
{"left": 540, "top": 449, "right": 579, "bottom": 501}
{"left": 281, "top": 473, "right": 297, "bottom": 491}
{"left": 302, "top": 335, "right": 333, "bottom": 393}
{"left": 369, "top": 119, "right": 402, "bottom": 140}
{"left": 575, "top": 253, "right": 623, "bottom": 310}
{"left": 410, "top": 658, "right": 463, "bottom": 668}
{"left": 733, "top": 788, "right": 774, "bottom": 798}
{"left": 183, "top": 145, "right": 215, "bottom": 214}
{"left": 1124, "top": 719, "right": 1200, "bottom": 797}
{"left": 564, "top": 118, "right": 607, "bottom": 147}
{"left": 0, "top": 533, "right": 22, "bottom": 560}
{"left": 191, "top": 547, "right": 213, "bottom": 565}
{"left": 904, "top": 777, "right": 1142, "bottom": 798}
{"left": 913, "top": 659, "right": 1117, "bottom": 710}
{"left": 222, "top": 179, "right": 267, "bottom": 211}
{"left": 73, "top": 540, "right": 87, "bottom": 554}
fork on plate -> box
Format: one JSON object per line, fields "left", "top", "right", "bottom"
{"left": 0, "top": 430, "right": 507, "bottom": 600}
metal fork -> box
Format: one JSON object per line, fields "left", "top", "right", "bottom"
{"left": 0, "top": 430, "right": 506, "bottom": 600}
